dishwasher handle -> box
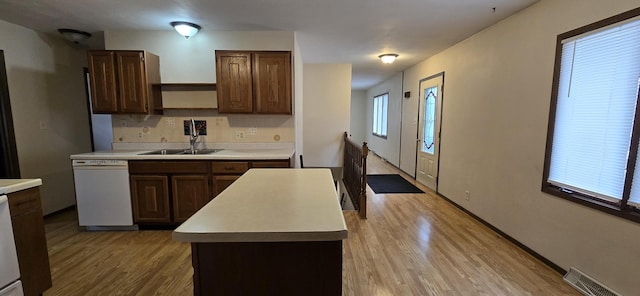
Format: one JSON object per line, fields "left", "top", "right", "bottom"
{"left": 72, "top": 159, "right": 128, "bottom": 168}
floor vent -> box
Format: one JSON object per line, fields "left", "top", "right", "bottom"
{"left": 564, "top": 267, "right": 620, "bottom": 296}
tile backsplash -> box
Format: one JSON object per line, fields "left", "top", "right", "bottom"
{"left": 111, "top": 110, "right": 294, "bottom": 144}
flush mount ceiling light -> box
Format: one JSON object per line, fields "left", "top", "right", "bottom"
{"left": 378, "top": 53, "right": 399, "bottom": 64}
{"left": 170, "top": 21, "right": 201, "bottom": 39}
{"left": 57, "top": 29, "right": 92, "bottom": 43}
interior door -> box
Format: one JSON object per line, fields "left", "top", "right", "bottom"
{"left": 416, "top": 74, "right": 443, "bottom": 191}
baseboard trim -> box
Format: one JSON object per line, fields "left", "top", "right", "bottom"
{"left": 436, "top": 192, "right": 567, "bottom": 275}
{"left": 44, "top": 205, "right": 76, "bottom": 218}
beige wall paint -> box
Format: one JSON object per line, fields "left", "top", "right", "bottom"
{"left": 397, "top": 0, "right": 640, "bottom": 294}
{"left": 0, "top": 20, "right": 92, "bottom": 214}
{"left": 103, "top": 30, "right": 296, "bottom": 147}
{"left": 349, "top": 90, "right": 366, "bottom": 144}
{"left": 302, "top": 64, "right": 351, "bottom": 167}
{"left": 366, "top": 72, "right": 403, "bottom": 167}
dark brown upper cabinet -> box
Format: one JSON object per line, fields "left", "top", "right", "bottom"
{"left": 215, "top": 50, "right": 292, "bottom": 114}
{"left": 88, "top": 50, "right": 162, "bottom": 114}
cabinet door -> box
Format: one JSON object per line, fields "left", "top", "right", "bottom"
{"left": 216, "top": 51, "right": 253, "bottom": 113}
{"left": 8, "top": 188, "right": 52, "bottom": 296}
{"left": 213, "top": 175, "right": 241, "bottom": 196}
{"left": 117, "top": 51, "right": 148, "bottom": 113}
{"left": 253, "top": 52, "right": 292, "bottom": 114}
{"left": 88, "top": 51, "right": 118, "bottom": 113}
{"left": 172, "top": 175, "right": 211, "bottom": 223}
{"left": 130, "top": 175, "right": 170, "bottom": 223}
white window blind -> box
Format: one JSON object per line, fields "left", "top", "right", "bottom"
{"left": 373, "top": 94, "right": 388, "bottom": 137}
{"left": 548, "top": 18, "right": 640, "bottom": 202}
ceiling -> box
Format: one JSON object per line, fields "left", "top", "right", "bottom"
{"left": 0, "top": 0, "right": 538, "bottom": 90}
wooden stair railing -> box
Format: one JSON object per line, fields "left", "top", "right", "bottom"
{"left": 342, "top": 132, "right": 368, "bottom": 219}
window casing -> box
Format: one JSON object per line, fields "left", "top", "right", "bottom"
{"left": 373, "top": 93, "right": 388, "bottom": 138}
{"left": 543, "top": 7, "right": 640, "bottom": 223}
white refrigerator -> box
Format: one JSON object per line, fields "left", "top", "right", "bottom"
{"left": 0, "top": 195, "right": 24, "bottom": 296}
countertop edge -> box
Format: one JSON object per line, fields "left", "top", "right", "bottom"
{"left": 172, "top": 229, "right": 348, "bottom": 243}
{"left": 70, "top": 149, "right": 295, "bottom": 161}
{"left": 0, "top": 179, "right": 42, "bottom": 195}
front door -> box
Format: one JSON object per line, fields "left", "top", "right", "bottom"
{"left": 416, "top": 74, "right": 443, "bottom": 191}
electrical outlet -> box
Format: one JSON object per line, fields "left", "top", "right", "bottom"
{"left": 137, "top": 131, "right": 144, "bottom": 139}
{"left": 235, "top": 131, "right": 245, "bottom": 140}
{"left": 465, "top": 190, "right": 470, "bottom": 201}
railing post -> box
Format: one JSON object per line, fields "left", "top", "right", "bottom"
{"left": 360, "top": 142, "right": 368, "bottom": 219}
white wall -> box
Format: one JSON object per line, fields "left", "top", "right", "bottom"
{"left": 366, "top": 72, "right": 403, "bottom": 167}
{"left": 397, "top": 0, "right": 640, "bottom": 294}
{"left": 302, "top": 64, "right": 351, "bottom": 167}
{"left": 349, "top": 90, "right": 366, "bottom": 144}
{"left": 0, "top": 20, "right": 92, "bottom": 214}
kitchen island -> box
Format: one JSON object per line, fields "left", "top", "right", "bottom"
{"left": 173, "top": 169, "right": 347, "bottom": 296}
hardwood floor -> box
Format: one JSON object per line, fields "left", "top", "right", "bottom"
{"left": 43, "top": 155, "right": 579, "bottom": 295}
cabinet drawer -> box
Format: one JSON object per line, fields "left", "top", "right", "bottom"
{"left": 130, "top": 161, "right": 209, "bottom": 174}
{"left": 211, "top": 162, "right": 249, "bottom": 174}
{"left": 7, "top": 188, "right": 41, "bottom": 216}
{"left": 251, "top": 160, "right": 290, "bottom": 168}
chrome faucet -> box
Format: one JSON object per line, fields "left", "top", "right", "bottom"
{"left": 189, "top": 118, "right": 199, "bottom": 152}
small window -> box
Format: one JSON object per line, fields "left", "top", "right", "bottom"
{"left": 422, "top": 86, "right": 437, "bottom": 155}
{"left": 543, "top": 8, "right": 640, "bottom": 223}
{"left": 373, "top": 93, "right": 388, "bottom": 138}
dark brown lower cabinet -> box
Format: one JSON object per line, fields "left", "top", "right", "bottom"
{"left": 7, "top": 187, "right": 52, "bottom": 296}
{"left": 172, "top": 175, "right": 211, "bottom": 223}
{"left": 212, "top": 175, "right": 240, "bottom": 197}
{"left": 129, "top": 161, "right": 210, "bottom": 224}
{"left": 211, "top": 161, "right": 249, "bottom": 196}
{"left": 129, "top": 159, "right": 291, "bottom": 224}
{"left": 192, "top": 241, "right": 342, "bottom": 296}
{"left": 130, "top": 175, "right": 170, "bottom": 223}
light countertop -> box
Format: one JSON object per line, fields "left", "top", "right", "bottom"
{"left": 70, "top": 148, "right": 295, "bottom": 160}
{"left": 0, "top": 179, "right": 42, "bottom": 195}
{"left": 173, "top": 169, "right": 348, "bottom": 243}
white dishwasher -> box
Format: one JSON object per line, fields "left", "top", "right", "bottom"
{"left": 72, "top": 159, "right": 136, "bottom": 230}
{"left": 0, "top": 195, "right": 23, "bottom": 296}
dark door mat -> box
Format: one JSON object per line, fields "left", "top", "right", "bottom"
{"left": 366, "top": 174, "right": 424, "bottom": 194}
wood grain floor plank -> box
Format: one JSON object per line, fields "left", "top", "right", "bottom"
{"left": 43, "top": 154, "right": 579, "bottom": 295}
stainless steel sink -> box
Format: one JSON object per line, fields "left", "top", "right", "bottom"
{"left": 140, "top": 149, "right": 223, "bottom": 155}
{"left": 179, "top": 149, "right": 223, "bottom": 155}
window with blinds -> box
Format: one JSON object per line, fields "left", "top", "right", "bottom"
{"left": 373, "top": 93, "right": 388, "bottom": 138}
{"left": 543, "top": 8, "right": 640, "bottom": 223}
